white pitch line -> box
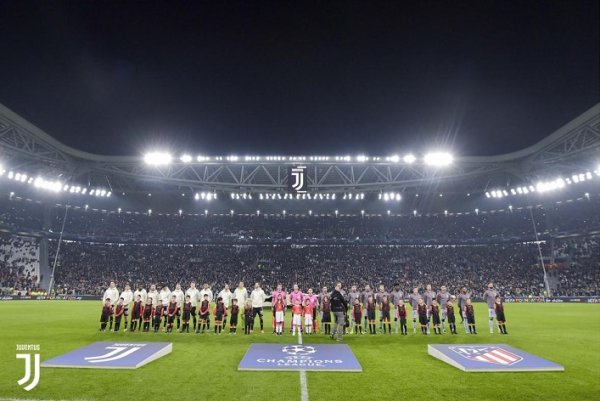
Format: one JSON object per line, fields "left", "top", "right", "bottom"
{"left": 297, "top": 330, "right": 309, "bottom": 401}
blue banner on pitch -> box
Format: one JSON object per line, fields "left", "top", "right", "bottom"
{"left": 41, "top": 342, "right": 172, "bottom": 369}
{"left": 238, "top": 344, "right": 362, "bottom": 371}
{"left": 428, "top": 344, "right": 564, "bottom": 372}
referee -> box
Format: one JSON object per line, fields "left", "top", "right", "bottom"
{"left": 330, "top": 282, "right": 348, "bottom": 342}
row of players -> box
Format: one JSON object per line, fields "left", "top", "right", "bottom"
{"left": 99, "top": 281, "right": 508, "bottom": 336}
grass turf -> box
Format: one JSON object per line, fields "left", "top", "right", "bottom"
{"left": 0, "top": 301, "right": 598, "bottom": 401}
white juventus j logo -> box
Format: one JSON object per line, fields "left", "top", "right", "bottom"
{"left": 16, "top": 353, "right": 40, "bottom": 391}
{"left": 84, "top": 346, "right": 141, "bottom": 363}
{"left": 291, "top": 166, "right": 307, "bottom": 193}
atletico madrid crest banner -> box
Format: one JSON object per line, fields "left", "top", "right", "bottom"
{"left": 428, "top": 344, "right": 564, "bottom": 372}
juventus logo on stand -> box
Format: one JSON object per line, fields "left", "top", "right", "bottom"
{"left": 16, "top": 353, "right": 40, "bottom": 391}
{"left": 289, "top": 166, "right": 307, "bottom": 193}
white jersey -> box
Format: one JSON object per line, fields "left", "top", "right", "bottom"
{"left": 233, "top": 287, "right": 248, "bottom": 304}
{"left": 147, "top": 290, "right": 159, "bottom": 305}
{"left": 120, "top": 289, "right": 134, "bottom": 305}
{"left": 160, "top": 289, "right": 172, "bottom": 305}
{"left": 172, "top": 289, "right": 185, "bottom": 306}
{"left": 133, "top": 289, "right": 147, "bottom": 303}
{"left": 103, "top": 287, "right": 119, "bottom": 305}
{"left": 200, "top": 288, "right": 213, "bottom": 302}
{"left": 185, "top": 287, "right": 200, "bottom": 305}
{"left": 250, "top": 288, "right": 266, "bottom": 308}
{"left": 218, "top": 289, "right": 233, "bottom": 306}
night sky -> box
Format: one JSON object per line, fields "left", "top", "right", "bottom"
{"left": 1, "top": 1, "right": 598, "bottom": 157}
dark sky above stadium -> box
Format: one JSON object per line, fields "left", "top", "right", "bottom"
{"left": 1, "top": 1, "right": 598, "bottom": 157}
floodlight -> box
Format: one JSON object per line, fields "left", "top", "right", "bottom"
{"left": 403, "top": 154, "right": 416, "bottom": 164}
{"left": 424, "top": 152, "right": 453, "bottom": 166}
{"left": 180, "top": 154, "right": 192, "bottom": 163}
{"left": 144, "top": 152, "right": 172, "bottom": 166}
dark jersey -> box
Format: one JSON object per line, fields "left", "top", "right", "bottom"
{"left": 352, "top": 304, "right": 362, "bottom": 320}
{"left": 132, "top": 301, "right": 142, "bottom": 318}
{"left": 199, "top": 300, "right": 210, "bottom": 315}
{"left": 100, "top": 305, "right": 113, "bottom": 321}
{"left": 153, "top": 305, "right": 164, "bottom": 317}
{"left": 230, "top": 305, "right": 240, "bottom": 315}
{"left": 215, "top": 302, "right": 226, "bottom": 317}
{"left": 321, "top": 301, "right": 331, "bottom": 313}
{"left": 380, "top": 301, "right": 391, "bottom": 313}
{"left": 464, "top": 304, "right": 475, "bottom": 317}
{"left": 494, "top": 302, "right": 505, "bottom": 319}
{"left": 168, "top": 302, "right": 178, "bottom": 316}
{"left": 446, "top": 305, "right": 455, "bottom": 318}
{"left": 183, "top": 301, "right": 192, "bottom": 313}
{"left": 417, "top": 304, "right": 428, "bottom": 317}
{"left": 396, "top": 305, "right": 407, "bottom": 319}
{"left": 244, "top": 306, "right": 253, "bottom": 318}
{"left": 430, "top": 305, "right": 439, "bottom": 316}
{"left": 114, "top": 304, "right": 125, "bottom": 317}
{"left": 143, "top": 304, "right": 153, "bottom": 319}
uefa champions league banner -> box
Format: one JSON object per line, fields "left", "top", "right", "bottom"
{"left": 41, "top": 342, "right": 172, "bottom": 369}
{"left": 428, "top": 344, "right": 564, "bottom": 372}
{"left": 238, "top": 344, "right": 362, "bottom": 372}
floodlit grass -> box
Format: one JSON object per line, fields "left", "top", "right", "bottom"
{"left": 0, "top": 301, "right": 599, "bottom": 400}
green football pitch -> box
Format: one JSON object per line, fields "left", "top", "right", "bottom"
{"left": 0, "top": 301, "right": 599, "bottom": 401}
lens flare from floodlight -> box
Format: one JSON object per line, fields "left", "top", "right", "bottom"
{"left": 403, "top": 154, "right": 416, "bottom": 164}
{"left": 144, "top": 152, "right": 172, "bottom": 165}
{"left": 424, "top": 152, "right": 453, "bottom": 167}
{"left": 180, "top": 154, "right": 192, "bottom": 163}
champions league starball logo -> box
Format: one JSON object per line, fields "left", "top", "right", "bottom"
{"left": 239, "top": 344, "right": 363, "bottom": 371}
{"left": 282, "top": 345, "right": 317, "bottom": 356}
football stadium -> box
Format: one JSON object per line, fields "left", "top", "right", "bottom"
{"left": 1, "top": 2, "right": 599, "bottom": 401}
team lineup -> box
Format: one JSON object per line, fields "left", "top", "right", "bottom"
{"left": 99, "top": 281, "right": 508, "bottom": 339}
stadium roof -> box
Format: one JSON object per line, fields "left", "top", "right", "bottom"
{"left": 1, "top": 102, "right": 599, "bottom": 197}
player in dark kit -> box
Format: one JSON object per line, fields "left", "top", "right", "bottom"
{"left": 214, "top": 297, "right": 227, "bottom": 335}
{"left": 380, "top": 295, "right": 392, "bottom": 334}
{"left": 494, "top": 297, "right": 508, "bottom": 334}
{"left": 395, "top": 299, "right": 408, "bottom": 335}
{"left": 417, "top": 299, "right": 429, "bottom": 335}
{"left": 229, "top": 298, "right": 239, "bottom": 334}
{"left": 321, "top": 295, "right": 332, "bottom": 334}
{"left": 352, "top": 299, "right": 363, "bottom": 335}
{"left": 113, "top": 298, "right": 125, "bottom": 332}
{"left": 166, "top": 295, "right": 178, "bottom": 333}
{"left": 366, "top": 296, "right": 376, "bottom": 334}
{"left": 153, "top": 300, "right": 164, "bottom": 333}
{"left": 99, "top": 299, "right": 113, "bottom": 332}
{"left": 130, "top": 295, "right": 143, "bottom": 332}
{"left": 142, "top": 299, "right": 153, "bottom": 332}
{"left": 464, "top": 299, "right": 477, "bottom": 334}
{"left": 181, "top": 295, "right": 192, "bottom": 333}
{"left": 244, "top": 300, "right": 253, "bottom": 335}
{"left": 446, "top": 300, "right": 458, "bottom": 334}
{"left": 430, "top": 299, "right": 441, "bottom": 334}
{"left": 197, "top": 294, "right": 211, "bottom": 334}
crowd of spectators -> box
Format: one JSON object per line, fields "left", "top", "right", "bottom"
{"left": 1, "top": 196, "right": 599, "bottom": 244}
{"left": 0, "top": 233, "right": 41, "bottom": 294}
{"left": 1, "top": 195, "right": 598, "bottom": 298}
{"left": 49, "top": 239, "right": 598, "bottom": 297}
